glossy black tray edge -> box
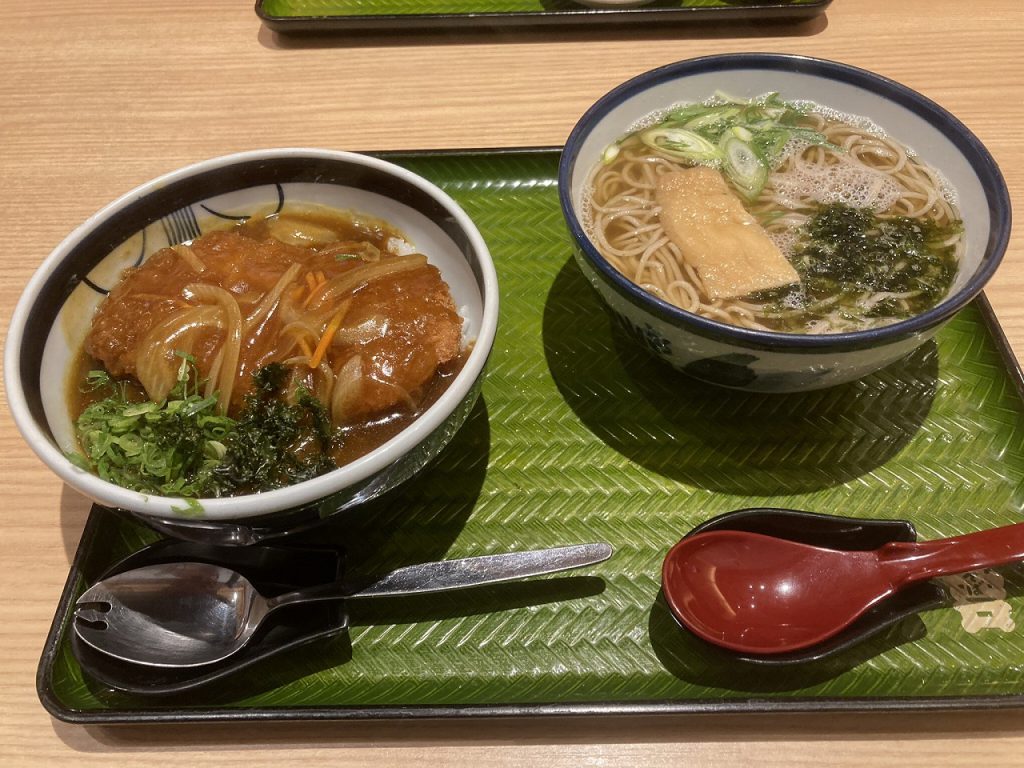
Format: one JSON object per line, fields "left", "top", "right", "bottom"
{"left": 255, "top": 0, "right": 832, "bottom": 34}
{"left": 36, "top": 147, "right": 1024, "bottom": 723}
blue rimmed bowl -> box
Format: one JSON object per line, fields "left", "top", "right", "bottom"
{"left": 5, "top": 148, "right": 499, "bottom": 525}
{"left": 558, "top": 54, "right": 1010, "bottom": 392}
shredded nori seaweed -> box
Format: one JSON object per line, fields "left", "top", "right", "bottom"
{"left": 70, "top": 360, "right": 342, "bottom": 499}
{"left": 205, "top": 363, "right": 340, "bottom": 496}
{"left": 760, "top": 203, "right": 962, "bottom": 330}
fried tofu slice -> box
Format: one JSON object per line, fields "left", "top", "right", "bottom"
{"left": 655, "top": 167, "right": 800, "bottom": 300}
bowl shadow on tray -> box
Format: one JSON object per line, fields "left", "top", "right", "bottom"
{"left": 292, "top": 394, "right": 492, "bottom": 571}
{"left": 542, "top": 257, "right": 939, "bottom": 495}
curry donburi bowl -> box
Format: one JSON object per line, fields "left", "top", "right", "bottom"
{"left": 5, "top": 148, "right": 498, "bottom": 524}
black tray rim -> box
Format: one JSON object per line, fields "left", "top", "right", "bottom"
{"left": 37, "top": 146, "right": 1024, "bottom": 724}
{"left": 255, "top": 0, "right": 832, "bottom": 33}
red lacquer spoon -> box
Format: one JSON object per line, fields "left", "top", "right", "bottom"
{"left": 662, "top": 523, "right": 1024, "bottom": 655}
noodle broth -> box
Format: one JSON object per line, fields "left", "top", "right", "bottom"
{"left": 584, "top": 95, "right": 964, "bottom": 334}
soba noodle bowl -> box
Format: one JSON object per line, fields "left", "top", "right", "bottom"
{"left": 584, "top": 93, "right": 964, "bottom": 334}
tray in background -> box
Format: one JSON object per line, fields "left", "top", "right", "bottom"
{"left": 256, "top": 0, "right": 831, "bottom": 33}
{"left": 39, "top": 148, "right": 1024, "bottom": 723}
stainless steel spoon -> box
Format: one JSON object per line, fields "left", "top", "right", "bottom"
{"left": 73, "top": 543, "right": 613, "bottom": 668}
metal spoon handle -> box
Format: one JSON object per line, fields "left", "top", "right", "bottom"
{"left": 266, "top": 543, "right": 613, "bottom": 611}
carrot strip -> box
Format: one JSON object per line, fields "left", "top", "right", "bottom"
{"left": 302, "top": 271, "right": 327, "bottom": 309}
{"left": 309, "top": 301, "right": 350, "bottom": 368}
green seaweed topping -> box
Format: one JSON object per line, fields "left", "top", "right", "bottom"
{"left": 69, "top": 358, "right": 341, "bottom": 499}
{"left": 204, "top": 363, "right": 340, "bottom": 496}
{"left": 760, "top": 203, "right": 962, "bottom": 330}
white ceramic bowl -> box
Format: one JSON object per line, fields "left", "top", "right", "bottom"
{"left": 5, "top": 148, "right": 498, "bottom": 523}
{"left": 559, "top": 54, "right": 1010, "bottom": 392}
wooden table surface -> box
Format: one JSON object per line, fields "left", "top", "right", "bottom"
{"left": 2, "top": 0, "right": 1023, "bottom": 765}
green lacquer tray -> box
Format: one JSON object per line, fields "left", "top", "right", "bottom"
{"left": 39, "top": 148, "right": 1024, "bottom": 723}
{"left": 256, "top": 0, "right": 831, "bottom": 33}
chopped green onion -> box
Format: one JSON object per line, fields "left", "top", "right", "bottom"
{"left": 604, "top": 93, "right": 840, "bottom": 200}
{"left": 640, "top": 127, "right": 722, "bottom": 163}
{"left": 721, "top": 136, "right": 767, "bottom": 200}
{"left": 68, "top": 357, "right": 341, "bottom": 499}
{"left": 601, "top": 143, "right": 620, "bottom": 165}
